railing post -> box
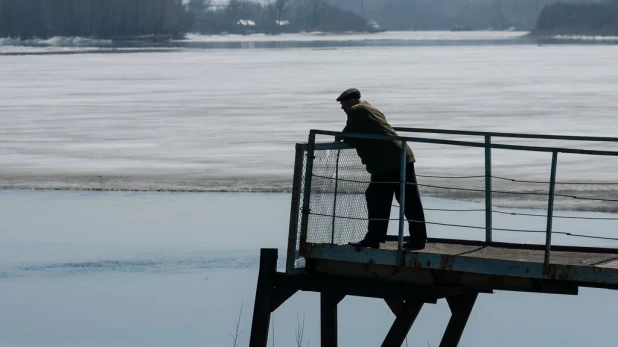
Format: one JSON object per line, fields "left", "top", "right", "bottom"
{"left": 544, "top": 151, "right": 559, "bottom": 265}
{"left": 331, "top": 149, "right": 340, "bottom": 244}
{"left": 398, "top": 140, "right": 408, "bottom": 254}
{"left": 299, "top": 132, "right": 316, "bottom": 255}
{"left": 286, "top": 144, "right": 305, "bottom": 273}
{"left": 485, "top": 135, "right": 492, "bottom": 243}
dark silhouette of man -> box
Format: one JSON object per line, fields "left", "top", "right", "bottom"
{"left": 336, "top": 88, "right": 427, "bottom": 250}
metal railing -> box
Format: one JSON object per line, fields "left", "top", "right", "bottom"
{"left": 286, "top": 128, "right": 618, "bottom": 274}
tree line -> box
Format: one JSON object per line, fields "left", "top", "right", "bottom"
{"left": 0, "top": 0, "right": 186, "bottom": 39}
{"left": 0, "top": 0, "right": 369, "bottom": 39}
{"left": 5, "top": 0, "right": 607, "bottom": 39}
{"left": 534, "top": 2, "right": 618, "bottom": 36}
{"left": 187, "top": 0, "right": 368, "bottom": 35}
{"left": 331, "top": 0, "right": 602, "bottom": 31}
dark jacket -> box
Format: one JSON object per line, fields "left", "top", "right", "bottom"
{"left": 341, "top": 101, "right": 415, "bottom": 175}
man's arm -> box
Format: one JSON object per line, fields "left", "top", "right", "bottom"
{"left": 337, "top": 108, "right": 368, "bottom": 143}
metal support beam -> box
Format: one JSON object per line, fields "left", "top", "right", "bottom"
{"left": 485, "top": 135, "right": 492, "bottom": 243}
{"left": 249, "top": 249, "right": 278, "bottom": 347}
{"left": 331, "top": 149, "right": 340, "bottom": 245}
{"left": 382, "top": 300, "right": 424, "bottom": 347}
{"left": 398, "top": 140, "right": 408, "bottom": 259}
{"left": 544, "top": 151, "right": 558, "bottom": 265}
{"left": 321, "top": 293, "right": 345, "bottom": 347}
{"left": 300, "top": 132, "right": 316, "bottom": 255}
{"left": 384, "top": 299, "right": 404, "bottom": 316}
{"left": 271, "top": 287, "right": 298, "bottom": 312}
{"left": 439, "top": 293, "right": 478, "bottom": 347}
{"left": 275, "top": 273, "right": 439, "bottom": 303}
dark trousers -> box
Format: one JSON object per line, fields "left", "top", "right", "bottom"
{"left": 364, "top": 162, "right": 427, "bottom": 243}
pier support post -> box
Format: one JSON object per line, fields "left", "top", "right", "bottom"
{"left": 249, "top": 249, "right": 278, "bottom": 347}
{"left": 321, "top": 293, "right": 345, "bottom": 347}
{"left": 382, "top": 300, "right": 424, "bottom": 347}
{"left": 439, "top": 293, "right": 478, "bottom": 347}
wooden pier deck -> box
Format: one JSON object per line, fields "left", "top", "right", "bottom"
{"left": 304, "top": 238, "right": 618, "bottom": 296}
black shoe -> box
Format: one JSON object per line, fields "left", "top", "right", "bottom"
{"left": 348, "top": 239, "right": 379, "bottom": 249}
{"left": 403, "top": 240, "right": 426, "bottom": 250}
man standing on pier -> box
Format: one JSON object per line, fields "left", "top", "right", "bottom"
{"left": 336, "top": 88, "right": 427, "bottom": 250}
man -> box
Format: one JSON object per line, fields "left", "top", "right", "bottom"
{"left": 336, "top": 88, "right": 427, "bottom": 250}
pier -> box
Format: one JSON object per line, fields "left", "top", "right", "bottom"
{"left": 249, "top": 128, "right": 618, "bottom": 347}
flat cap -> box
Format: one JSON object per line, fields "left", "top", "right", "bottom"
{"left": 336, "top": 88, "right": 361, "bottom": 102}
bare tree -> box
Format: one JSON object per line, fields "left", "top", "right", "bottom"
{"left": 311, "top": 0, "right": 324, "bottom": 29}
{"left": 494, "top": 0, "right": 506, "bottom": 29}
{"left": 185, "top": 0, "right": 212, "bottom": 32}
{"left": 229, "top": 302, "right": 245, "bottom": 347}
{"left": 269, "top": 0, "right": 289, "bottom": 22}
{"left": 187, "top": 0, "right": 209, "bottom": 14}
{"left": 295, "top": 311, "right": 305, "bottom": 347}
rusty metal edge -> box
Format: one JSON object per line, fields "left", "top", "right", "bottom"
{"left": 401, "top": 236, "right": 618, "bottom": 255}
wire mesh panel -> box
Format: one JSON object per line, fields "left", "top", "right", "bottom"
{"left": 287, "top": 144, "right": 370, "bottom": 273}
{"left": 306, "top": 148, "right": 369, "bottom": 246}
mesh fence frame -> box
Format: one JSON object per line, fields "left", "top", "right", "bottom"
{"left": 292, "top": 150, "right": 307, "bottom": 270}
{"left": 290, "top": 146, "right": 371, "bottom": 273}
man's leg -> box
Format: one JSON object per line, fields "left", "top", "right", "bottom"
{"left": 394, "top": 163, "right": 427, "bottom": 248}
{"left": 359, "top": 172, "right": 395, "bottom": 245}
